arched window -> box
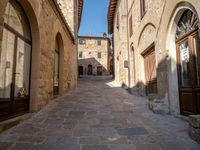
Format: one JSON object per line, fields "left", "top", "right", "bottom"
{"left": 176, "top": 9, "right": 198, "bottom": 39}
{"left": 131, "top": 44, "right": 136, "bottom": 84}
{"left": 53, "top": 37, "right": 60, "bottom": 96}
{"left": 0, "top": 0, "right": 32, "bottom": 119}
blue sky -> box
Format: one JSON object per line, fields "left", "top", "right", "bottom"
{"left": 78, "top": 0, "right": 109, "bottom": 36}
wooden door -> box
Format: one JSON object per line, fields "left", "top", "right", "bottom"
{"left": 97, "top": 66, "right": 103, "bottom": 76}
{"left": 176, "top": 30, "right": 200, "bottom": 115}
{"left": 87, "top": 65, "right": 93, "bottom": 75}
{"left": 78, "top": 66, "right": 83, "bottom": 75}
{"left": 143, "top": 46, "right": 157, "bottom": 95}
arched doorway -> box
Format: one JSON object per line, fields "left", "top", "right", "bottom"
{"left": 175, "top": 9, "right": 200, "bottom": 115}
{"left": 131, "top": 44, "right": 136, "bottom": 85}
{"left": 0, "top": 1, "right": 32, "bottom": 120}
{"left": 97, "top": 66, "right": 103, "bottom": 76}
{"left": 53, "top": 37, "right": 60, "bottom": 96}
{"left": 78, "top": 66, "right": 84, "bottom": 76}
{"left": 87, "top": 65, "right": 93, "bottom": 75}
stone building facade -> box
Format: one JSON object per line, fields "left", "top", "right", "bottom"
{"left": 108, "top": 0, "right": 200, "bottom": 115}
{"left": 78, "top": 36, "right": 110, "bottom": 76}
{"left": 0, "top": 0, "right": 83, "bottom": 120}
{"left": 108, "top": 0, "right": 129, "bottom": 86}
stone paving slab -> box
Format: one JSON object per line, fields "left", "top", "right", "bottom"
{"left": 0, "top": 78, "right": 199, "bottom": 150}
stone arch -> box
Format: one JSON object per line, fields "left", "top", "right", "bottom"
{"left": 130, "top": 42, "right": 136, "bottom": 86}
{"left": 138, "top": 23, "right": 156, "bottom": 50}
{"left": 55, "top": 32, "right": 64, "bottom": 95}
{"left": 18, "top": 0, "right": 40, "bottom": 112}
{"left": 166, "top": 2, "right": 199, "bottom": 115}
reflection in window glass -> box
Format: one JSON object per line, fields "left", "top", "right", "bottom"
{"left": 0, "top": 29, "right": 15, "bottom": 98}
{"left": 15, "top": 38, "right": 31, "bottom": 98}
{"left": 179, "top": 41, "right": 191, "bottom": 86}
{"left": 4, "top": 1, "right": 31, "bottom": 41}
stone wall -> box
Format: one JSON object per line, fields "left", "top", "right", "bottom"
{"left": 0, "top": 0, "right": 78, "bottom": 113}
{"left": 113, "top": 0, "right": 129, "bottom": 86}
{"left": 111, "top": 0, "right": 200, "bottom": 115}
{"left": 56, "top": 0, "right": 76, "bottom": 35}
{"left": 78, "top": 36, "right": 110, "bottom": 76}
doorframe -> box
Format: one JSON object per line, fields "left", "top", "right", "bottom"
{"left": 166, "top": 4, "right": 199, "bottom": 115}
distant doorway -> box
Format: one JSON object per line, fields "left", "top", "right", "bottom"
{"left": 78, "top": 66, "right": 83, "bottom": 76}
{"left": 97, "top": 66, "right": 103, "bottom": 76}
{"left": 87, "top": 65, "right": 93, "bottom": 75}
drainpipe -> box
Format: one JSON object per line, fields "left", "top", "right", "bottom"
{"left": 126, "top": 0, "right": 131, "bottom": 89}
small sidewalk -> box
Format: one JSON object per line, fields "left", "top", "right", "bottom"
{"left": 0, "top": 78, "right": 199, "bottom": 150}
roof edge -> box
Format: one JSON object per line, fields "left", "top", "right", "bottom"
{"left": 107, "top": 0, "right": 118, "bottom": 34}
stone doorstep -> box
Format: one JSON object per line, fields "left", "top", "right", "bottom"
{"left": 189, "top": 115, "right": 200, "bottom": 128}
{"left": 0, "top": 113, "right": 33, "bottom": 134}
{"left": 189, "top": 126, "right": 200, "bottom": 144}
{"left": 189, "top": 115, "right": 200, "bottom": 144}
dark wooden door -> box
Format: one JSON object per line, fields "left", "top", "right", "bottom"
{"left": 87, "top": 65, "right": 93, "bottom": 75}
{"left": 78, "top": 66, "right": 84, "bottom": 75}
{"left": 177, "top": 30, "right": 200, "bottom": 115}
{"left": 143, "top": 46, "right": 157, "bottom": 95}
{"left": 97, "top": 66, "right": 103, "bottom": 76}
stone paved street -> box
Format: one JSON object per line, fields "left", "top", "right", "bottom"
{"left": 0, "top": 78, "right": 200, "bottom": 150}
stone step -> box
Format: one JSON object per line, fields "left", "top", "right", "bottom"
{"left": 0, "top": 113, "right": 33, "bottom": 134}
{"left": 189, "top": 115, "right": 200, "bottom": 144}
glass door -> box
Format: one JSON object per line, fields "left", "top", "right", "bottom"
{"left": 177, "top": 31, "right": 200, "bottom": 115}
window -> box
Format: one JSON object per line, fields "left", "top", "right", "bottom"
{"left": 140, "top": 0, "right": 146, "bottom": 19}
{"left": 0, "top": 0, "right": 32, "bottom": 119}
{"left": 98, "top": 52, "right": 102, "bottom": 58}
{"left": 97, "top": 40, "right": 101, "bottom": 46}
{"left": 79, "top": 39, "right": 86, "bottom": 45}
{"left": 54, "top": 38, "right": 60, "bottom": 96}
{"left": 79, "top": 51, "right": 83, "bottom": 58}
{"left": 116, "top": 12, "right": 119, "bottom": 29}
{"left": 129, "top": 15, "right": 133, "bottom": 37}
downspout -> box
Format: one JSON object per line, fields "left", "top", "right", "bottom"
{"left": 126, "top": 0, "right": 131, "bottom": 88}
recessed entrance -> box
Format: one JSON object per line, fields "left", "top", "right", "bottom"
{"left": 0, "top": 1, "right": 32, "bottom": 120}
{"left": 53, "top": 37, "right": 60, "bottom": 96}
{"left": 175, "top": 9, "right": 200, "bottom": 115}
{"left": 97, "top": 66, "right": 103, "bottom": 76}
{"left": 87, "top": 65, "right": 93, "bottom": 75}
{"left": 79, "top": 66, "right": 84, "bottom": 75}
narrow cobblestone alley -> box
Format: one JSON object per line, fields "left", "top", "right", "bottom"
{"left": 0, "top": 78, "right": 199, "bottom": 150}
